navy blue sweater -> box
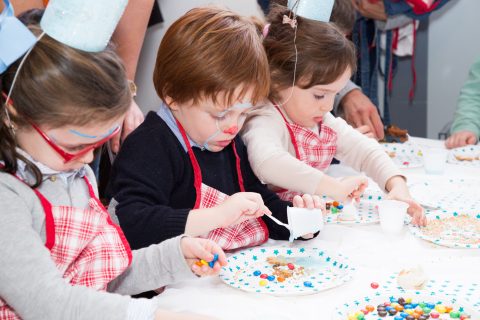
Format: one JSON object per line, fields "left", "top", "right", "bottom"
{"left": 107, "top": 112, "right": 291, "bottom": 250}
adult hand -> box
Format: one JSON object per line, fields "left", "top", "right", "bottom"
{"left": 356, "top": 125, "right": 375, "bottom": 139}
{"left": 110, "top": 99, "right": 145, "bottom": 153}
{"left": 352, "top": 0, "right": 388, "bottom": 21}
{"left": 180, "top": 237, "right": 227, "bottom": 276}
{"left": 341, "top": 89, "right": 384, "bottom": 140}
{"left": 445, "top": 130, "right": 478, "bottom": 149}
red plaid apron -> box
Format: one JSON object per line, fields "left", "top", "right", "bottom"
{"left": 176, "top": 120, "right": 268, "bottom": 250}
{"left": 274, "top": 105, "right": 337, "bottom": 202}
{"left": 0, "top": 175, "right": 132, "bottom": 320}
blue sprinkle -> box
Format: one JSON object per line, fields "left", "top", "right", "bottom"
{"left": 303, "top": 281, "right": 313, "bottom": 288}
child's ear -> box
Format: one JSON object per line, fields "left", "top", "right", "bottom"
{"left": 4, "top": 100, "right": 18, "bottom": 117}
{"left": 164, "top": 96, "right": 179, "bottom": 111}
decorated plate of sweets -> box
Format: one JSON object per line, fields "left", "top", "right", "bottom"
{"left": 332, "top": 290, "right": 479, "bottom": 320}
{"left": 324, "top": 187, "right": 384, "bottom": 225}
{"left": 219, "top": 246, "right": 355, "bottom": 296}
{"left": 382, "top": 143, "right": 423, "bottom": 168}
{"left": 447, "top": 145, "right": 480, "bottom": 167}
{"left": 409, "top": 178, "right": 480, "bottom": 214}
{"left": 409, "top": 209, "right": 480, "bottom": 249}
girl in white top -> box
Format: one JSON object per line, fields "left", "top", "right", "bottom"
{"left": 241, "top": 5, "right": 425, "bottom": 226}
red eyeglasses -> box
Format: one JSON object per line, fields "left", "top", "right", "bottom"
{"left": 30, "top": 122, "right": 120, "bottom": 163}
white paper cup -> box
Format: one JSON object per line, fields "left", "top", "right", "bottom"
{"left": 377, "top": 200, "right": 408, "bottom": 234}
{"left": 423, "top": 148, "right": 448, "bottom": 174}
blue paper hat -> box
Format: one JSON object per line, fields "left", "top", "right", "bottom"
{"left": 40, "top": 0, "right": 128, "bottom": 52}
{"left": 287, "top": 0, "right": 334, "bottom": 22}
{"left": 0, "top": 0, "right": 37, "bottom": 74}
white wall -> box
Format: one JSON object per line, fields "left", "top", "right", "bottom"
{"left": 427, "top": 0, "right": 480, "bottom": 138}
{"left": 135, "top": 0, "right": 264, "bottom": 113}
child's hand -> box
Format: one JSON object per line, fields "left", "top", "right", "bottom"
{"left": 292, "top": 194, "right": 325, "bottom": 210}
{"left": 386, "top": 176, "right": 427, "bottom": 226}
{"left": 181, "top": 237, "right": 227, "bottom": 276}
{"left": 217, "top": 192, "right": 271, "bottom": 228}
{"left": 292, "top": 194, "right": 325, "bottom": 239}
{"left": 356, "top": 125, "right": 376, "bottom": 139}
{"left": 335, "top": 176, "right": 368, "bottom": 202}
{"left": 155, "top": 309, "right": 218, "bottom": 320}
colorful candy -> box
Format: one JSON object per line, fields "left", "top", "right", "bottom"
{"left": 208, "top": 253, "right": 219, "bottom": 268}
{"left": 370, "top": 282, "right": 379, "bottom": 289}
{"left": 346, "top": 296, "right": 471, "bottom": 320}
{"left": 195, "top": 254, "right": 219, "bottom": 268}
{"left": 326, "top": 201, "right": 345, "bottom": 214}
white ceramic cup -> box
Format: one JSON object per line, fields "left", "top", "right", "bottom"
{"left": 423, "top": 148, "right": 448, "bottom": 174}
{"left": 377, "top": 200, "right": 409, "bottom": 234}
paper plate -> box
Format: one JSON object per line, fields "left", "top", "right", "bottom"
{"left": 219, "top": 246, "right": 354, "bottom": 296}
{"left": 409, "top": 210, "right": 480, "bottom": 249}
{"left": 448, "top": 145, "right": 480, "bottom": 167}
{"left": 409, "top": 178, "right": 480, "bottom": 214}
{"left": 381, "top": 274, "right": 480, "bottom": 314}
{"left": 332, "top": 290, "right": 479, "bottom": 319}
{"left": 324, "top": 188, "right": 384, "bottom": 225}
{"left": 381, "top": 143, "right": 423, "bottom": 168}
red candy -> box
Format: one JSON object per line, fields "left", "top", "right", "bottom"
{"left": 287, "top": 263, "right": 295, "bottom": 270}
{"left": 370, "top": 282, "right": 379, "bottom": 289}
{"left": 260, "top": 274, "right": 268, "bottom": 279}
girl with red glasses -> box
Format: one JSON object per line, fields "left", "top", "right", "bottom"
{"left": 0, "top": 8, "right": 225, "bottom": 320}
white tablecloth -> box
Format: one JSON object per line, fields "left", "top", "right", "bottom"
{"left": 153, "top": 138, "right": 480, "bottom": 320}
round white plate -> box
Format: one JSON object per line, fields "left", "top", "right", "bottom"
{"left": 324, "top": 188, "right": 384, "bottom": 225}
{"left": 409, "top": 210, "right": 480, "bottom": 249}
{"left": 332, "top": 290, "right": 479, "bottom": 319}
{"left": 382, "top": 143, "right": 423, "bottom": 168}
{"left": 409, "top": 178, "right": 480, "bottom": 214}
{"left": 448, "top": 145, "right": 480, "bottom": 167}
{"left": 220, "top": 246, "right": 354, "bottom": 296}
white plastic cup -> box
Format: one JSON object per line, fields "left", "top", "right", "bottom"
{"left": 423, "top": 148, "right": 448, "bottom": 175}
{"left": 377, "top": 200, "right": 408, "bottom": 234}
